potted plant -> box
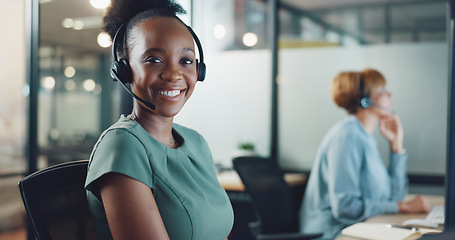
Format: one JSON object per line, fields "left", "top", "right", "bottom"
{"left": 233, "top": 141, "right": 257, "bottom": 157}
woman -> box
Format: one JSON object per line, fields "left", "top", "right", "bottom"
{"left": 84, "top": 0, "right": 233, "bottom": 239}
{"left": 299, "top": 69, "right": 430, "bottom": 239}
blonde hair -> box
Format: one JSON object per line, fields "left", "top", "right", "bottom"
{"left": 330, "top": 68, "right": 386, "bottom": 114}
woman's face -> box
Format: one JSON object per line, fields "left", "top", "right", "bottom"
{"left": 128, "top": 17, "right": 198, "bottom": 117}
{"left": 369, "top": 85, "right": 393, "bottom": 116}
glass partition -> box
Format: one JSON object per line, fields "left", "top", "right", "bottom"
{"left": 38, "top": 0, "right": 114, "bottom": 167}
{"left": 277, "top": 0, "right": 448, "bottom": 176}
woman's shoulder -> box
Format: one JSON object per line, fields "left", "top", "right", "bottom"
{"left": 101, "top": 115, "right": 144, "bottom": 138}
{"left": 332, "top": 116, "right": 361, "bottom": 132}
{"left": 93, "top": 116, "right": 150, "bottom": 152}
{"left": 326, "top": 116, "right": 366, "bottom": 142}
{"left": 172, "top": 124, "right": 209, "bottom": 151}
{"left": 173, "top": 123, "right": 204, "bottom": 140}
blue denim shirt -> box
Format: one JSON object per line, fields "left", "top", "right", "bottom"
{"left": 299, "top": 115, "right": 408, "bottom": 239}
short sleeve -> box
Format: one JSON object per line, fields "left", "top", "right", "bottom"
{"left": 85, "top": 128, "right": 153, "bottom": 194}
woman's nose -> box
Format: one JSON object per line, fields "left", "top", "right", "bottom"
{"left": 161, "top": 65, "right": 183, "bottom": 82}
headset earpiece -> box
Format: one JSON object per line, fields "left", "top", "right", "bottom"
{"left": 359, "top": 75, "right": 372, "bottom": 109}
{"left": 185, "top": 24, "right": 206, "bottom": 82}
{"left": 110, "top": 24, "right": 132, "bottom": 84}
{"left": 360, "top": 96, "right": 372, "bottom": 108}
{"left": 110, "top": 58, "right": 131, "bottom": 83}
{"left": 196, "top": 60, "right": 206, "bottom": 81}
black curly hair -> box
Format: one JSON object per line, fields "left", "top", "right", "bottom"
{"left": 103, "top": 0, "right": 187, "bottom": 58}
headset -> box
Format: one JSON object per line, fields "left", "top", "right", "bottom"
{"left": 109, "top": 18, "right": 206, "bottom": 111}
{"left": 358, "top": 74, "right": 395, "bottom": 114}
{"left": 359, "top": 75, "right": 372, "bottom": 109}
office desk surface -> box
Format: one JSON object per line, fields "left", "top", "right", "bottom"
{"left": 338, "top": 195, "right": 445, "bottom": 240}
{"left": 217, "top": 170, "right": 307, "bottom": 191}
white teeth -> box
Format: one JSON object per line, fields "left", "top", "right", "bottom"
{"left": 158, "top": 90, "right": 181, "bottom": 97}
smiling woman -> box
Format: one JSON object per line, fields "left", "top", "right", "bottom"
{"left": 84, "top": 0, "right": 234, "bottom": 240}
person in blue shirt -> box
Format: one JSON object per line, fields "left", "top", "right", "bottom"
{"left": 299, "top": 69, "right": 431, "bottom": 239}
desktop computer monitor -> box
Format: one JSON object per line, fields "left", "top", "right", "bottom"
{"left": 420, "top": 1, "right": 455, "bottom": 239}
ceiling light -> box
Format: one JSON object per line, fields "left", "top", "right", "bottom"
{"left": 62, "top": 18, "right": 74, "bottom": 28}
{"left": 93, "top": 84, "right": 102, "bottom": 95}
{"left": 83, "top": 79, "right": 96, "bottom": 92}
{"left": 41, "top": 76, "right": 56, "bottom": 91}
{"left": 214, "top": 24, "right": 226, "bottom": 40}
{"left": 90, "top": 0, "right": 110, "bottom": 9}
{"left": 64, "top": 66, "right": 76, "bottom": 78}
{"left": 65, "top": 79, "right": 76, "bottom": 91}
{"left": 242, "top": 32, "right": 258, "bottom": 47}
{"left": 73, "top": 20, "right": 84, "bottom": 30}
{"left": 97, "top": 32, "right": 112, "bottom": 48}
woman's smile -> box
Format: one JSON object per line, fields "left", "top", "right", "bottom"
{"left": 158, "top": 89, "right": 182, "bottom": 97}
{"left": 154, "top": 88, "right": 186, "bottom": 101}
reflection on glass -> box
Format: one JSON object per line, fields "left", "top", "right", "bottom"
{"left": 65, "top": 79, "right": 76, "bottom": 91}
{"left": 38, "top": 0, "right": 114, "bottom": 167}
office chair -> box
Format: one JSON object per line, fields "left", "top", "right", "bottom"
{"left": 232, "top": 156, "right": 322, "bottom": 240}
{"left": 18, "top": 160, "right": 98, "bottom": 240}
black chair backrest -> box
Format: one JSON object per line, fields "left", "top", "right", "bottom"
{"left": 19, "top": 160, "right": 98, "bottom": 240}
{"left": 233, "top": 156, "right": 299, "bottom": 234}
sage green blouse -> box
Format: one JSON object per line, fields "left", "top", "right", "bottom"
{"left": 85, "top": 115, "right": 233, "bottom": 240}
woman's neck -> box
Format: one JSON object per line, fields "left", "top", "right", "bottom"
{"left": 354, "top": 109, "right": 379, "bottom": 134}
{"left": 130, "top": 105, "right": 175, "bottom": 146}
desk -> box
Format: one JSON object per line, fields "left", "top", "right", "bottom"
{"left": 217, "top": 170, "right": 308, "bottom": 240}
{"left": 217, "top": 170, "right": 308, "bottom": 191}
{"left": 338, "top": 195, "right": 445, "bottom": 240}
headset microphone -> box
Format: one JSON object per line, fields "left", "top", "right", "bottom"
{"left": 371, "top": 103, "right": 395, "bottom": 114}
{"left": 110, "top": 67, "right": 157, "bottom": 110}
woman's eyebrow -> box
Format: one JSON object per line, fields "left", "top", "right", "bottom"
{"left": 181, "top": 48, "right": 195, "bottom": 54}
{"left": 142, "top": 48, "right": 165, "bottom": 56}
{"left": 141, "top": 48, "right": 194, "bottom": 57}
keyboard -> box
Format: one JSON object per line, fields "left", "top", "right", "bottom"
{"left": 425, "top": 205, "right": 445, "bottom": 225}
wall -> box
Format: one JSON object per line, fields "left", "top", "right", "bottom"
{"left": 0, "top": 0, "right": 26, "bottom": 153}
{"left": 0, "top": 0, "right": 27, "bottom": 232}
{"left": 278, "top": 43, "right": 448, "bottom": 175}
{"left": 175, "top": 50, "right": 272, "bottom": 167}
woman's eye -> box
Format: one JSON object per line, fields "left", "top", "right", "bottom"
{"left": 181, "top": 58, "right": 193, "bottom": 65}
{"left": 145, "top": 57, "right": 162, "bottom": 63}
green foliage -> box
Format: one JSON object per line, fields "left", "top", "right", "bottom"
{"left": 238, "top": 142, "right": 255, "bottom": 151}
